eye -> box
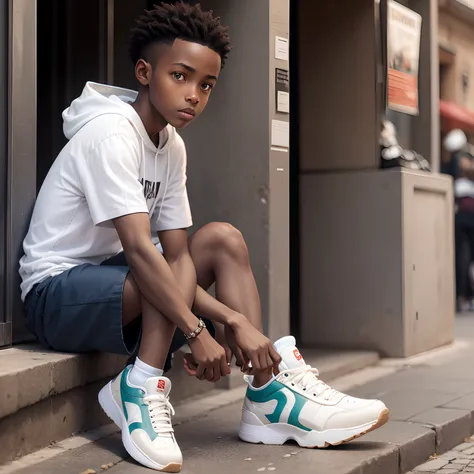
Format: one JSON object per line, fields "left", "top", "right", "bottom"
{"left": 201, "top": 83, "right": 213, "bottom": 92}
{"left": 172, "top": 72, "right": 185, "bottom": 81}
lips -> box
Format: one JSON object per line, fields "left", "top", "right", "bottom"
{"left": 178, "top": 108, "right": 196, "bottom": 117}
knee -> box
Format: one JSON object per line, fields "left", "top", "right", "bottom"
{"left": 203, "top": 222, "right": 249, "bottom": 263}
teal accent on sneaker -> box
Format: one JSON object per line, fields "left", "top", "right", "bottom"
{"left": 246, "top": 380, "right": 311, "bottom": 432}
{"left": 120, "top": 366, "right": 157, "bottom": 441}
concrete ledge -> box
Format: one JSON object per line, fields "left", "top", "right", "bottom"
{"left": 0, "top": 343, "right": 380, "bottom": 466}
{"left": 409, "top": 407, "right": 472, "bottom": 454}
{"left": 0, "top": 379, "right": 111, "bottom": 465}
{"left": 0, "top": 344, "right": 380, "bottom": 421}
{"left": 0, "top": 345, "right": 127, "bottom": 420}
{"left": 364, "top": 421, "right": 436, "bottom": 473}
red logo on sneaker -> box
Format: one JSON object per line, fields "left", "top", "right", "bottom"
{"left": 293, "top": 349, "right": 303, "bottom": 361}
{"left": 157, "top": 379, "right": 166, "bottom": 392}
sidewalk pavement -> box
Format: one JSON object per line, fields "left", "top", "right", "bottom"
{"left": 411, "top": 438, "right": 474, "bottom": 473}
{"left": 3, "top": 314, "right": 474, "bottom": 474}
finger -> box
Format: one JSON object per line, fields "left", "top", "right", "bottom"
{"left": 206, "top": 366, "right": 215, "bottom": 382}
{"left": 259, "top": 352, "right": 269, "bottom": 371}
{"left": 196, "top": 363, "right": 206, "bottom": 380}
{"left": 184, "top": 354, "right": 198, "bottom": 370}
{"left": 270, "top": 346, "right": 281, "bottom": 366}
{"left": 225, "top": 346, "right": 233, "bottom": 365}
{"left": 250, "top": 353, "right": 261, "bottom": 372}
{"left": 266, "top": 353, "right": 274, "bottom": 371}
{"left": 220, "top": 353, "right": 230, "bottom": 377}
{"left": 212, "top": 361, "right": 223, "bottom": 382}
{"left": 234, "top": 348, "right": 246, "bottom": 368}
{"left": 184, "top": 363, "right": 197, "bottom": 377}
{"left": 270, "top": 347, "right": 281, "bottom": 375}
{"left": 241, "top": 353, "right": 251, "bottom": 373}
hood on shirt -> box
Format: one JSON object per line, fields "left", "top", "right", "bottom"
{"left": 62, "top": 81, "right": 174, "bottom": 152}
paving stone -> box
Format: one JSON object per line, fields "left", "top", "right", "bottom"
{"left": 414, "top": 457, "right": 449, "bottom": 471}
{"left": 464, "top": 447, "right": 474, "bottom": 455}
{"left": 455, "top": 443, "right": 474, "bottom": 451}
{"left": 450, "top": 463, "right": 470, "bottom": 469}
{"left": 409, "top": 408, "right": 472, "bottom": 454}
{"left": 438, "top": 451, "right": 459, "bottom": 461}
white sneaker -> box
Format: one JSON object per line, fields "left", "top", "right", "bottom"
{"left": 98, "top": 366, "right": 182, "bottom": 472}
{"left": 239, "top": 336, "right": 389, "bottom": 448}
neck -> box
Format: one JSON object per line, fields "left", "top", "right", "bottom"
{"left": 132, "top": 89, "right": 167, "bottom": 146}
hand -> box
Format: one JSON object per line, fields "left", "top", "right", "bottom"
{"left": 187, "top": 328, "right": 230, "bottom": 382}
{"left": 228, "top": 316, "right": 281, "bottom": 376}
{"left": 224, "top": 323, "right": 249, "bottom": 372}
{"left": 215, "top": 322, "right": 235, "bottom": 366}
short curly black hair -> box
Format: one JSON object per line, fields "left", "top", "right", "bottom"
{"left": 129, "top": 2, "right": 232, "bottom": 68}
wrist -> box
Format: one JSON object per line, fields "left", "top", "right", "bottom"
{"left": 188, "top": 327, "right": 210, "bottom": 344}
{"left": 226, "top": 310, "right": 245, "bottom": 330}
{"left": 181, "top": 314, "right": 202, "bottom": 336}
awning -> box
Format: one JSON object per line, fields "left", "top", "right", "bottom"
{"left": 440, "top": 99, "right": 474, "bottom": 133}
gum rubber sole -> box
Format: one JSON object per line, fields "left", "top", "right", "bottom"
{"left": 315, "top": 408, "right": 390, "bottom": 448}
{"left": 239, "top": 408, "right": 391, "bottom": 448}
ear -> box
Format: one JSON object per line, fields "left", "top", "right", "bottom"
{"left": 135, "top": 59, "right": 152, "bottom": 86}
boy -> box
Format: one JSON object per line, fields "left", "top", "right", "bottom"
{"left": 19, "top": 2, "right": 389, "bottom": 472}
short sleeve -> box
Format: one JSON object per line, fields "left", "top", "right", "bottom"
{"left": 151, "top": 137, "right": 192, "bottom": 232}
{"left": 79, "top": 134, "right": 148, "bottom": 226}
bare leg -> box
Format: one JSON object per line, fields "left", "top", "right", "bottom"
{"left": 188, "top": 222, "right": 272, "bottom": 386}
{"left": 122, "top": 274, "right": 175, "bottom": 370}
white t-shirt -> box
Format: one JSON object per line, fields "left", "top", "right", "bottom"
{"left": 19, "top": 82, "right": 192, "bottom": 301}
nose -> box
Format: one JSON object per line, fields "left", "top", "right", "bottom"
{"left": 185, "top": 86, "right": 200, "bottom": 106}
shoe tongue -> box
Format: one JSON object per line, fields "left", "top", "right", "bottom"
{"left": 274, "top": 336, "right": 306, "bottom": 371}
{"left": 144, "top": 376, "right": 172, "bottom": 397}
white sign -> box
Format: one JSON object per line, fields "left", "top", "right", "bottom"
{"left": 277, "top": 91, "right": 290, "bottom": 114}
{"left": 271, "top": 120, "right": 289, "bottom": 148}
{"left": 387, "top": 1, "right": 422, "bottom": 115}
{"left": 275, "top": 36, "right": 289, "bottom": 61}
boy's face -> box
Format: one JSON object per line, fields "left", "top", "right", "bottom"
{"left": 137, "top": 39, "right": 222, "bottom": 129}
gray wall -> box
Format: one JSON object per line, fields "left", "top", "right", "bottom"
{"left": 0, "top": 0, "right": 7, "bottom": 346}
{"left": 297, "top": 0, "right": 380, "bottom": 172}
{"left": 179, "top": 0, "right": 290, "bottom": 338}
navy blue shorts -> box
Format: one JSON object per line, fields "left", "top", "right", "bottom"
{"left": 24, "top": 252, "right": 214, "bottom": 372}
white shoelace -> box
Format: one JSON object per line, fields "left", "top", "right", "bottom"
{"left": 283, "top": 365, "right": 339, "bottom": 401}
{"left": 144, "top": 393, "right": 175, "bottom": 435}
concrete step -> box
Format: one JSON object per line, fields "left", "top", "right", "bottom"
{"left": 2, "top": 333, "right": 474, "bottom": 474}
{"left": 0, "top": 342, "right": 379, "bottom": 465}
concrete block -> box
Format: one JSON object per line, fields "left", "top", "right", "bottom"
{"left": 0, "top": 380, "right": 110, "bottom": 465}
{"left": 0, "top": 372, "right": 19, "bottom": 420}
{"left": 0, "top": 345, "right": 128, "bottom": 421}
{"left": 409, "top": 407, "right": 472, "bottom": 454}
{"left": 443, "top": 393, "right": 474, "bottom": 434}
{"left": 363, "top": 421, "right": 436, "bottom": 472}
{"left": 414, "top": 457, "right": 449, "bottom": 471}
